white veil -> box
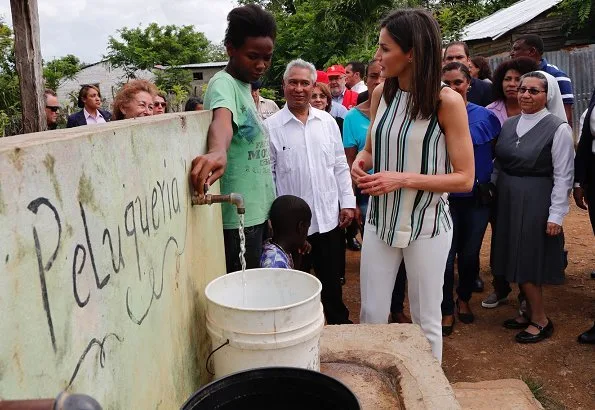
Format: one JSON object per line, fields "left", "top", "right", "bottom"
{"left": 536, "top": 70, "right": 566, "bottom": 122}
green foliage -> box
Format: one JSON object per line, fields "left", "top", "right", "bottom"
{"left": 553, "top": 0, "right": 594, "bottom": 35}
{"left": 0, "top": 20, "right": 21, "bottom": 136}
{"left": 167, "top": 84, "right": 190, "bottom": 113}
{"left": 43, "top": 54, "right": 82, "bottom": 91}
{"left": 206, "top": 42, "right": 228, "bottom": 62}
{"left": 154, "top": 68, "right": 193, "bottom": 94}
{"left": 105, "top": 23, "right": 211, "bottom": 78}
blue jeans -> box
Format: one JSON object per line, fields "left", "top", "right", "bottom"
{"left": 442, "top": 196, "right": 490, "bottom": 315}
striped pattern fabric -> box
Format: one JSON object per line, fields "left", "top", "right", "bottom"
{"left": 368, "top": 89, "right": 452, "bottom": 248}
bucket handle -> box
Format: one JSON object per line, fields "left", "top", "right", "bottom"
{"left": 206, "top": 339, "right": 230, "bottom": 376}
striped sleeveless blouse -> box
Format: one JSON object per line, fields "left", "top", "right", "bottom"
{"left": 368, "top": 88, "right": 452, "bottom": 248}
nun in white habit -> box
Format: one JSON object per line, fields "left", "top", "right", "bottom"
{"left": 490, "top": 70, "right": 574, "bottom": 344}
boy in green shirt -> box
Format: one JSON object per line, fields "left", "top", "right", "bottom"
{"left": 189, "top": 5, "right": 277, "bottom": 273}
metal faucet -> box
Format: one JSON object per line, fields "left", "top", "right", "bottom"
{"left": 191, "top": 190, "right": 245, "bottom": 214}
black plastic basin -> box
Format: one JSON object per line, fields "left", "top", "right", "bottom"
{"left": 181, "top": 367, "right": 360, "bottom": 410}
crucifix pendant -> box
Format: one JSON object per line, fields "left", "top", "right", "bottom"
{"left": 515, "top": 139, "right": 521, "bottom": 148}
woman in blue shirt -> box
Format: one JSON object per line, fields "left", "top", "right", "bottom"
{"left": 441, "top": 62, "right": 501, "bottom": 335}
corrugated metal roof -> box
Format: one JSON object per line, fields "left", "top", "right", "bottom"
{"left": 172, "top": 62, "right": 228, "bottom": 69}
{"left": 462, "top": 0, "right": 563, "bottom": 41}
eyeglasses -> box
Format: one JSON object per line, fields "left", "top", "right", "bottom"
{"left": 46, "top": 106, "right": 60, "bottom": 112}
{"left": 154, "top": 102, "right": 167, "bottom": 108}
{"left": 517, "top": 87, "right": 546, "bottom": 95}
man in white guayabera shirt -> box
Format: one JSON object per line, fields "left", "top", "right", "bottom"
{"left": 265, "top": 58, "right": 356, "bottom": 325}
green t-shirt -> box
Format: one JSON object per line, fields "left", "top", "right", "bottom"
{"left": 204, "top": 70, "right": 275, "bottom": 229}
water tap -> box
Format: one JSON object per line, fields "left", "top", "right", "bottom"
{"left": 191, "top": 185, "right": 245, "bottom": 214}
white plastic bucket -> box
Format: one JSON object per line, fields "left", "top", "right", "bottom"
{"left": 205, "top": 268, "right": 324, "bottom": 379}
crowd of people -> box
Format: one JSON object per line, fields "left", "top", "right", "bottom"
{"left": 41, "top": 4, "right": 595, "bottom": 363}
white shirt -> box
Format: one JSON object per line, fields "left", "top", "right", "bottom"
{"left": 329, "top": 101, "right": 348, "bottom": 119}
{"left": 257, "top": 96, "right": 280, "bottom": 120}
{"left": 84, "top": 108, "right": 106, "bottom": 124}
{"left": 350, "top": 81, "right": 366, "bottom": 94}
{"left": 493, "top": 108, "right": 574, "bottom": 225}
{"left": 265, "top": 105, "right": 356, "bottom": 235}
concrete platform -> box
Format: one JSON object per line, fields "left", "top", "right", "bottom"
{"left": 453, "top": 379, "right": 544, "bottom": 410}
{"left": 320, "top": 324, "right": 461, "bottom": 410}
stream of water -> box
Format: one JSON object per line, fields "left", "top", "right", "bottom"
{"left": 238, "top": 213, "right": 247, "bottom": 306}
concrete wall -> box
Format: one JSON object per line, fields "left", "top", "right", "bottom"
{"left": 0, "top": 112, "right": 226, "bottom": 408}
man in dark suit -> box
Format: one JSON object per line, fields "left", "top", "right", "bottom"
{"left": 443, "top": 41, "right": 493, "bottom": 107}
{"left": 574, "top": 88, "right": 595, "bottom": 344}
{"left": 66, "top": 85, "right": 112, "bottom": 127}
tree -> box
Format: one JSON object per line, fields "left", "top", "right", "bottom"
{"left": 0, "top": 20, "right": 21, "bottom": 136}
{"left": 43, "top": 54, "right": 82, "bottom": 91}
{"left": 554, "top": 0, "right": 594, "bottom": 35}
{"left": 105, "top": 23, "right": 211, "bottom": 78}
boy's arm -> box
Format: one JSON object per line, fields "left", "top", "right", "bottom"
{"left": 190, "top": 108, "right": 233, "bottom": 195}
{"left": 190, "top": 77, "right": 238, "bottom": 195}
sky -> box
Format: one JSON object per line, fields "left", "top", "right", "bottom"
{"left": 0, "top": 0, "right": 237, "bottom": 64}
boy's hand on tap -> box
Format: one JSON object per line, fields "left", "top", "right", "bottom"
{"left": 190, "top": 150, "right": 227, "bottom": 196}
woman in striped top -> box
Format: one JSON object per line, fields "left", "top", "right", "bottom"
{"left": 352, "top": 9, "right": 475, "bottom": 363}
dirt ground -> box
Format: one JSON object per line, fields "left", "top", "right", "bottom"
{"left": 342, "top": 203, "right": 595, "bottom": 409}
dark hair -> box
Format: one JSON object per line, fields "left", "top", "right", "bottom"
{"left": 347, "top": 61, "right": 366, "bottom": 78}
{"left": 365, "top": 59, "right": 377, "bottom": 77}
{"left": 224, "top": 4, "right": 277, "bottom": 49}
{"left": 520, "top": 71, "right": 548, "bottom": 92}
{"left": 516, "top": 34, "right": 544, "bottom": 55}
{"left": 492, "top": 57, "right": 538, "bottom": 101}
{"left": 112, "top": 79, "right": 158, "bottom": 120}
{"left": 77, "top": 84, "right": 101, "bottom": 109}
{"left": 443, "top": 41, "right": 469, "bottom": 59}
{"left": 357, "top": 90, "right": 369, "bottom": 105}
{"left": 381, "top": 9, "right": 442, "bottom": 120}
{"left": 184, "top": 97, "right": 204, "bottom": 112}
{"left": 442, "top": 61, "right": 471, "bottom": 82}
{"left": 269, "top": 195, "right": 311, "bottom": 237}
{"left": 313, "top": 82, "right": 332, "bottom": 112}
{"left": 470, "top": 56, "right": 492, "bottom": 81}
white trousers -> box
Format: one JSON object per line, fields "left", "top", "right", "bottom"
{"left": 360, "top": 223, "right": 452, "bottom": 363}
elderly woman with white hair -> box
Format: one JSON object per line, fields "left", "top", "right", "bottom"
{"left": 492, "top": 71, "right": 574, "bottom": 343}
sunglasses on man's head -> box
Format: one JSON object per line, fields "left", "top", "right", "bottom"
{"left": 154, "top": 102, "right": 167, "bottom": 108}
{"left": 46, "top": 106, "right": 60, "bottom": 112}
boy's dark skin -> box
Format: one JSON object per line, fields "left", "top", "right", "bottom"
{"left": 189, "top": 36, "right": 274, "bottom": 194}
{"left": 274, "top": 219, "right": 311, "bottom": 268}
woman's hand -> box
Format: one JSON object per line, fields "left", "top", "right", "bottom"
{"left": 357, "top": 171, "right": 410, "bottom": 196}
{"left": 573, "top": 187, "right": 588, "bottom": 210}
{"left": 546, "top": 222, "right": 562, "bottom": 236}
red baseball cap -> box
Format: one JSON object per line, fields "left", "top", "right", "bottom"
{"left": 316, "top": 70, "right": 329, "bottom": 84}
{"left": 326, "top": 64, "right": 346, "bottom": 77}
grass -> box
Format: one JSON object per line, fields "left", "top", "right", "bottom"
{"left": 522, "top": 376, "right": 565, "bottom": 410}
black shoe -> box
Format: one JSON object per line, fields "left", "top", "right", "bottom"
{"left": 346, "top": 237, "right": 361, "bottom": 251}
{"left": 456, "top": 299, "right": 474, "bottom": 324}
{"left": 515, "top": 319, "right": 553, "bottom": 343}
{"left": 578, "top": 323, "right": 595, "bottom": 344}
{"left": 503, "top": 314, "right": 530, "bottom": 330}
{"left": 442, "top": 315, "right": 455, "bottom": 336}
{"left": 472, "top": 278, "right": 484, "bottom": 293}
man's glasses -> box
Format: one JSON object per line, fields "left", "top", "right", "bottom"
{"left": 154, "top": 102, "right": 167, "bottom": 108}
{"left": 517, "top": 87, "right": 546, "bottom": 96}
{"left": 46, "top": 106, "right": 60, "bottom": 112}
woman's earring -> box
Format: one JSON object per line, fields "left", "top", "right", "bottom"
{"left": 408, "top": 58, "right": 412, "bottom": 63}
